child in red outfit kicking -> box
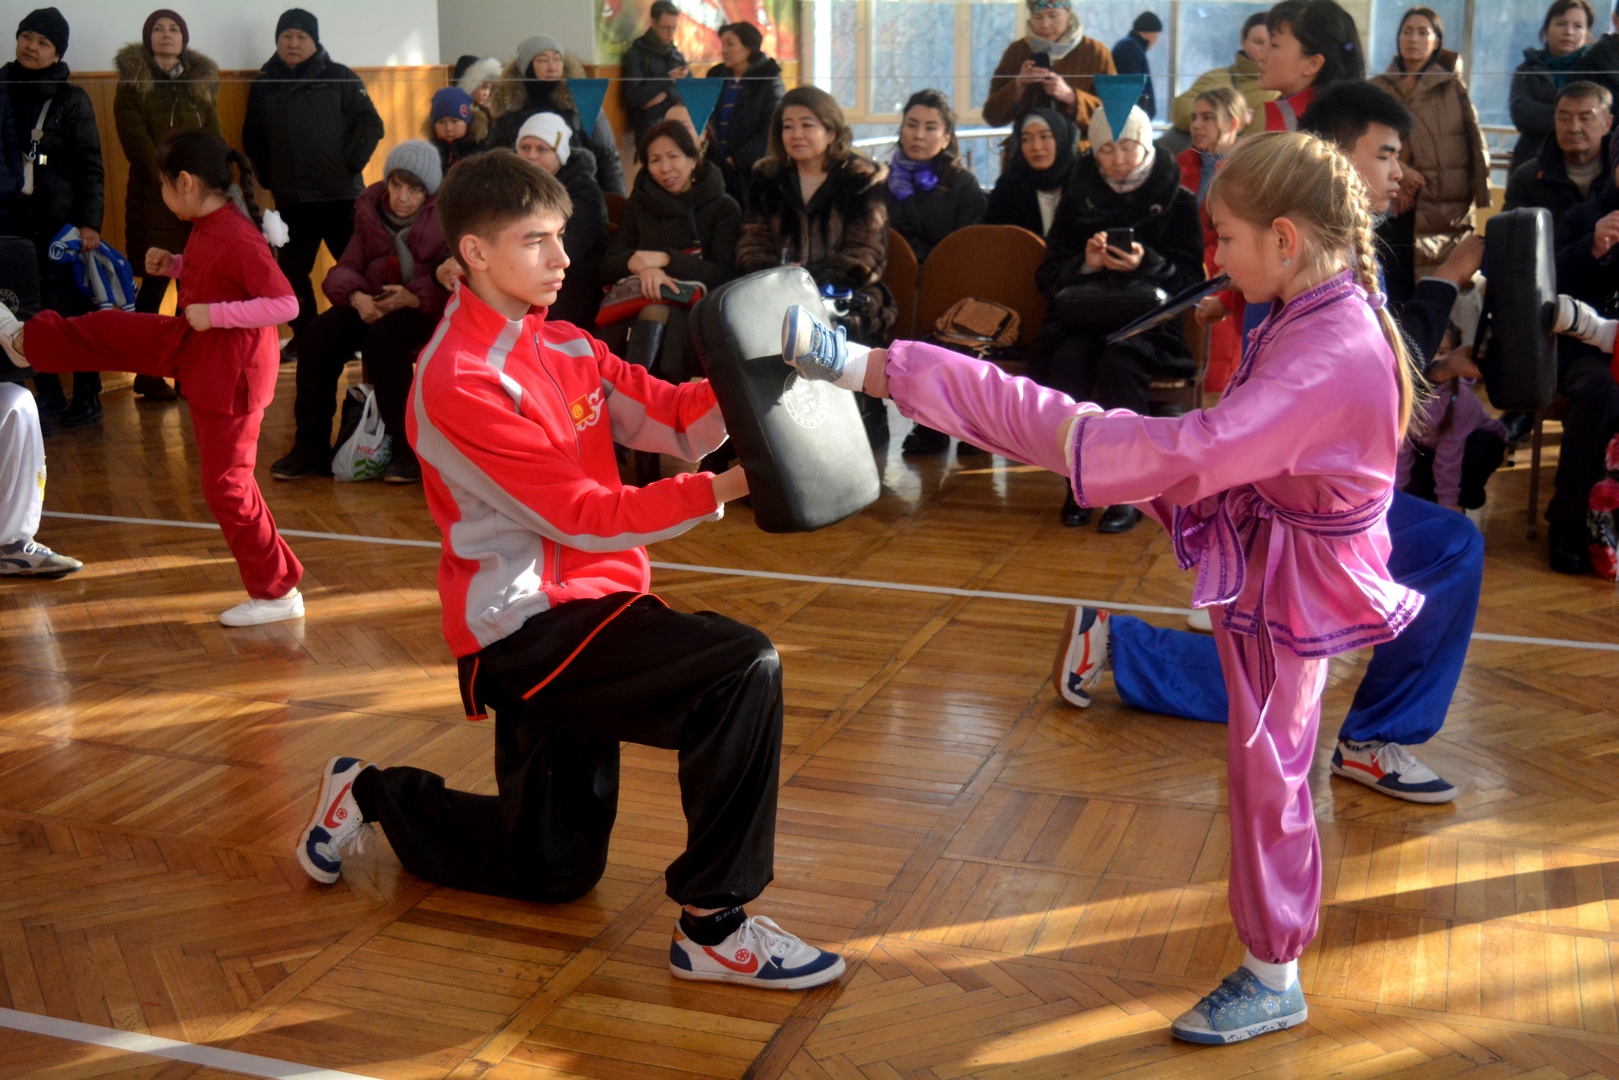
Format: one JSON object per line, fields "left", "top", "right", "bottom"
{"left": 0, "top": 130, "right": 305, "bottom": 626}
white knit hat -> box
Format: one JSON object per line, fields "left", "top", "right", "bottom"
{"left": 1087, "top": 101, "right": 1151, "bottom": 151}
{"left": 517, "top": 112, "right": 571, "bottom": 165}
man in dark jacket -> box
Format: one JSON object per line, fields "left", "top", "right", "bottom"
{"left": 1504, "top": 81, "right": 1613, "bottom": 220}
{"left": 621, "top": 0, "right": 689, "bottom": 139}
{"left": 1111, "top": 12, "right": 1161, "bottom": 119}
{"left": 243, "top": 8, "right": 385, "bottom": 351}
{"left": 704, "top": 22, "right": 784, "bottom": 205}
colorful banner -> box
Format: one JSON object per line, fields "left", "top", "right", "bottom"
{"left": 596, "top": 0, "right": 799, "bottom": 65}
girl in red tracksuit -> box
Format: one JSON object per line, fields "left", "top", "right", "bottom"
{"left": 0, "top": 129, "right": 304, "bottom": 627}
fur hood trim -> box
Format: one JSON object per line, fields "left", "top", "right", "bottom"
{"left": 457, "top": 56, "right": 502, "bottom": 94}
{"left": 490, "top": 52, "right": 587, "bottom": 119}
{"left": 114, "top": 42, "right": 219, "bottom": 103}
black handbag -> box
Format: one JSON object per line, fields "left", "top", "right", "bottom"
{"left": 1053, "top": 274, "right": 1168, "bottom": 334}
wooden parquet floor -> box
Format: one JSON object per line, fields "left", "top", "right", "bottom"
{"left": 1, "top": 365, "right": 1616, "bottom": 1079}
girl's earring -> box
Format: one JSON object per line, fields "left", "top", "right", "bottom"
{"left": 1281, "top": 256, "right": 1291, "bottom": 267}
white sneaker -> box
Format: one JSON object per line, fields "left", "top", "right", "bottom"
{"left": 295, "top": 755, "right": 374, "bottom": 884}
{"left": 670, "top": 914, "right": 845, "bottom": 990}
{"left": 1331, "top": 739, "right": 1458, "bottom": 803}
{"left": 0, "top": 305, "right": 23, "bottom": 368}
{"left": 1186, "top": 607, "right": 1214, "bottom": 633}
{"left": 220, "top": 587, "right": 304, "bottom": 627}
{"left": 0, "top": 538, "right": 82, "bottom": 578}
{"left": 1053, "top": 606, "right": 1109, "bottom": 708}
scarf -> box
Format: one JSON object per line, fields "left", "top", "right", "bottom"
{"left": 380, "top": 203, "right": 419, "bottom": 283}
{"left": 1195, "top": 149, "right": 1222, "bottom": 205}
{"left": 1026, "top": 13, "right": 1084, "bottom": 60}
{"left": 638, "top": 28, "right": 676, "bottom": 57}
{"left": 888, "top": 154, "right": 940, "bottom": 201}
{"left": 1542, "top": 45, "right": 1590, "bottom": 90}
{"left": 1102, "top": 141, "right": 1156, "bottom": 194}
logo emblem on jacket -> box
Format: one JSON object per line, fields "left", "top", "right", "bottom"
{"left": 569, "top": 390, "right": 604, "bottom": 431}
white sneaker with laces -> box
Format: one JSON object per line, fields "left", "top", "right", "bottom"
{"left": 1053, "top": 606, "right": 1109, "bottom": 708}
{"left": 295, "top": 755, "right": 374, "bottom": 884}
{"left": 670, "top": 914, "right": 845, "bottom": 990}
{"left": 0, "top": 538, "right": 82, "bottom": 578}
{"left": 220, "top": 588, "right": 304, "bottom": 627}
{"left": 1331, "top": 739, "right": 1458, "bottom": 803}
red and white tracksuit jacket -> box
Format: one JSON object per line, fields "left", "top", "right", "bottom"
{"left": 408, "top": 285, "right": 728, "bottom": 657}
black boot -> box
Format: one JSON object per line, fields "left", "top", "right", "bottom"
{"left": 59, "top": 393, "right": 102, "bottom": 428}
{"left": 623, "top": 319, "right": 666, "bottom": 371}
{"left": 901, "top": 422, "right": 949, "bottom": 455}
{"left": 1098, "top": 505, "right": 1142, "bottom": 533}
{"left": 134, "top": 374, "right": 177, "bottom": 400}
{"left": 1548, "top": 520, "right": 1593, "bottom": 575}
{"left": 1061, "top": 488, "right": 1091, "bottom": 527}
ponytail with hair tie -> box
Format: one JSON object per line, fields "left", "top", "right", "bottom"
{"left": 156, "top": 131, "right": 289, "bottom": 248}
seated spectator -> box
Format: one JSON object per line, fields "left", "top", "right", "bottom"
{"left": 1111, "top": 12, "right": 1161, "bottom": 119}
{"left": 516, "top": 114, "right": 606, "bottom": 330}
{"left": 982, "top": 0, "right": 1113, "bottom": 130}
{"left": 1543, "top": 128, "right": 1619, "bottom": 572}
{"left": 1031, "top": 99, "right": 1202, "bottom": 532}
{"left": 489, "top": 36, "right": 626, "bottom": 196}
{"left": 1258, "top": 0, "right": 1364, "bottom": 132}
{"left": 599, "top": 118, "right": 740, "bottom": 383}
{"left": 704, "top": 21, "right": 784, "bottom": 205}
{"left": 453, "top": 54, "right": 501, "bottom": 134}
{"left": 1176, "top": 86, "right": 1249, "bottom": 392}
{"left": 1171, "top": 13, "right": 1276, "bottom": 136}
{"left": 1504, "top": 80, "right": 1612, "bottom": 218}
{"left": 984, "top": 108, "right": 1077, "bottom": 238}
{"left": 271, "top": 142, "right": 449, "bottom": 485}
{"left": 1511, "top": 0, "right": 1597, "bottom": 172}
{"left": 621, "top": 0, "right": 690, "bottom": 140}
{"left": 883, "top": 90, "right": 985, "bottom": 264}
{"left": 738, "top": 86, "right": 893, "bottom": 447}
{"left": 425, "top": 87, "right": 484, "bottom": 173}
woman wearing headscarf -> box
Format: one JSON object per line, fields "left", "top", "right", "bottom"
{"left": 982, "top": 0, "right": 1113, "bottom": 131}
{"left": 115, "top": 8, "right": 221, "bottom": 400}
{"left": 488, "top": 35, "right": 626, "bottom": 196}
{"left": 984, "top": 107, "right": 1076, "bottom": 237}
{"left": 704, "top": 21, "right": 785, "bottom": 205}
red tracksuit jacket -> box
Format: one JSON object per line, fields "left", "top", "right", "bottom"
{"left": 408, "top": 285, "right": 730, "bottom": 657}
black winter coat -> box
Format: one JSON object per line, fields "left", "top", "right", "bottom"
{"left": 600, "top": 160, "right": 741, "bottom": 286}
{"left": 4, "top": 61, "right": 102, "bottom": 242}
{"left": 882, "top": 160, "right": 986, "bottom": 263}
{"left": 1553, "top": 181, "right": 1619, "bottom": 308}
{"left": 704, "top": 55, "right": 785, "bottom": 205}
{"left": 620, "top": 30, "right": 686, "bottom": 136}
{"left": 1503, "top": 133, "right": 1610, "bottom": 224}
{"left": 551, "top": 148, "right": 608, "bottom": 331}
{"left": 0, "top": 81, "right": 22, "bottom": 223}
{"left": 242, "top": 49, "right": 385, "bottom": 206}
{"left": 114, "top": 44, "right": 222, "bottom": 259}
{"left": 1036, "top": 149, "right": 1203, "bottom": 302}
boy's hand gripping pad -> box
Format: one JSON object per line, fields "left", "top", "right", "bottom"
{"left": 1480, "top": 207, "right": 1558, "bottom": 412}
{"left": 692, "top": 267, "right": 881, "bottom": 532}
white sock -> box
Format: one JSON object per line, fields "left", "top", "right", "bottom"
{"left": 1241, "top": 950, "right": 1298, "bottom": 992}
{"left": 833, "top": 341, "right": 870, "bottom": 393}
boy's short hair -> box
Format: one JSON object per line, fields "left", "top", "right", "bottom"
{"left": 1299, "top": 81, "right": 1413, "bottom": 152}
{"left": 437, "top": 149, "right": 572, "bottom": 253}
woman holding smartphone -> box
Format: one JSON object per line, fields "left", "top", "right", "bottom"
{"left": 1030, "top": 99, "right": 1204, "bottom": 532}
{"left": 982, "top": 0, "right": 1115, "bottom": 129}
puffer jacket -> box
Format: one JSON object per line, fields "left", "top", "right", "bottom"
{"left": 320, "top": 181, "right": 451, "bottom": 317}
{"left": 1370, "top": 50, "right": 1489, "bottom": 260}
{"left": 114, "top": 43, "right": 222, "bottom": 258}
{"left": 4, "top": 61, "right": 102, "bottom": 242}
{"left": 487, "top": 53, "right": 626, "bottom": 196}
{"left": 738, "top": 153, "right": 895, "bottom": 344}
{"left": 242, "top": 47, "right": 385, "bottom": 206}
{"left": 1169, "top": 51, "right": 1275, "bottom": 135}
{"left": 600, "top": 159, "right": 741, "bottom": 286}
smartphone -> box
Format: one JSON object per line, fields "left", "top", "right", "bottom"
{"left": 1106, "top": 227, "right": 1136, "bottom": 252}
{"left": 1030, "top": 51, "right": 1051, "bottom": 70}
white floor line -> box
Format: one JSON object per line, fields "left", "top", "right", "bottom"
{"left": 39, "top": 509, "right": 1619, "bottom": 653}
{"left": 0, "top": 1006, "right": 375, "bottom": 1079}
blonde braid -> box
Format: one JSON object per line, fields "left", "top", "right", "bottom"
{"left": 1343, "top": 154, "right": 1426, "bottom": 438}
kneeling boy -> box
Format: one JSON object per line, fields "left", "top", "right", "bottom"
{"left": 294, "top": 150, "right": 843, "bottom": 991}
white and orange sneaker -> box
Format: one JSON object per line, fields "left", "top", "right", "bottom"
{"left": 670, "top": 914, "right": 845, "bottom": 990}
{"left": 295, "top": 755, "right": 374, "bottom": 884}
{"left": 1054, "top": 606, "right": 1109, "bottom": 708}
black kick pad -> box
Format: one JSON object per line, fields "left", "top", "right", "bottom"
{"left": 692, "top": 267, "right": 881, "bottom": 533}
{"left": 1479, "top": 207, "right": 1557, "bottom": 412}
{"left": 0, "top": 236, "right": 40, "bottom": 385}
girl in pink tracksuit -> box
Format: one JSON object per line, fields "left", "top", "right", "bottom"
{"left": 784, "top": 131, "right": 1424, "bottom": 1045}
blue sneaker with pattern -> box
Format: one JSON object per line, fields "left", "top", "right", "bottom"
{"left": 295, "top": 756, "right": 374, "bottom": 884}
{"left": 782, "top": 304, "right": 849, "bottom": 383}
{"left": 1170, "top": 967, "right": 1308, "bottom": 1044}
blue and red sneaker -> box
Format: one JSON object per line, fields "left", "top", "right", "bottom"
{"left": 295, "top": 755, "right": 375, "bottom": 884}
{"left": 1331, "top": 740, "right": 1458, "bottom": 803}
{"left": 670, "top": 914, "right": 845, "bottom": 990}
{"left": 1053, "top": 606, "right": 1110, "bottom": 708}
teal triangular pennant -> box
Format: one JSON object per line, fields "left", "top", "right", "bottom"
{"left": 567, "top": 78, "right": 610, "bottom": 131}
{"left": 679, "top": 77, "right": 724, "bottom": 135}
{"left": 1092, "top": 74, "right": 1148, "bottom": 141}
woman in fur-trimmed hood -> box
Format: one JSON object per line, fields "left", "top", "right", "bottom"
{"left": 487, "top": 38, "right": 625, "bottom": 194}
{"left": 114, "top": 11, "right": 220, "bottom": 307}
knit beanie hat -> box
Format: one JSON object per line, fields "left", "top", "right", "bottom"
{"left": 143, "top": 9, "right": 188, "bottom": 50}
{"left": 275, "top": 8, "right": 319, "bottom": 44}
{"left": 431, "top": 87, "right": 474, "bottom": 126}
{"left": 517, "top": 112, "right": 571, "bottom": 165}
{"left": 516, "top": 35, "right": 565, "bottom": 77}
{"left": 1088, "top": 100, "right": 1151, "bottom": 152}
{"left": 384, "top": 140, "right": 444, "bottom": 195}
{"left": 17, "top": 8, "right": 69, "bottom": 58}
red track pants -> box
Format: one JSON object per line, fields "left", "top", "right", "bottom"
{"left": 26, "top": 310, "right": 303, "bottom": 599}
